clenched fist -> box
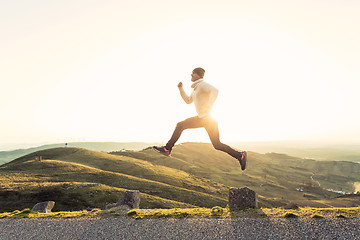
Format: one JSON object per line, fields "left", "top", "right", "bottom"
{"left": 178, "top": 82, "right": 183, "bottom": 88}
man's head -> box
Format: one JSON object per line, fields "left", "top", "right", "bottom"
{"left": 191, "top": 67, "right": 205, "bottom": 82}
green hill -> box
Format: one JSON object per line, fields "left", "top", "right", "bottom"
{"left": 6, "top": 147, "right": 228, "bottom": 197}
{"left": 0, "top": 142, "right": 159, "bottom": 165}
{"left": 2, "top": 141, "right": 359, "bottom": 166}
{"left": 0, "top": 147, "right": 228, "bottom": 212}
{"left": 1, "top": 142, "right": 359, "bottom": 212}
{"left": 115, "top": 143, "right": 360, "bottom": 205}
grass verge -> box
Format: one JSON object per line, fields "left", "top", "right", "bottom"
{"left": 127, "top": 206, "right": 360, "bottom": 219}
{"left": 1, "top": 206, "right": 359, "bottom": 219}
{"left": 0, "top": 208, "right": 102, "bottom": 218}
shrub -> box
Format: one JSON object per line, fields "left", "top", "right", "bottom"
{"left": 211, "top": 206, "right": 224, "bottom": 216}
{"left": 127, "top": 210, "right": 137, "bottom": 216}
{"left": 174, "top": 211, "right": 190, "bottom": 218}
{"left": 10, "top": 209, "right": 34, "bottom": 218}
{"left": 259, "top": 212, "right": 267, "bottom": 217}
{"left": 20, "top": 209, "right": 33, "bottom": 214}
{"left": 283, "top": 212, "right": 298, "bottom": 218}
{"left": 90, "top": 208, "right": 101, "bottom": 213}
{"left": 283, "top": 202, "right": 299, "bottom": 210}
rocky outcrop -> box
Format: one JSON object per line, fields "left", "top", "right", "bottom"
{"left": 106, "top": 190, "right": 140, "bottom": 209}
{"left": 284, "top": 202, "right": 299, "bottom": 209}
{"left": 32, "top": 201, "right": 55, "bottom": 213}
{"left": 229, "top": 187, "right": 258, "bottom": 209}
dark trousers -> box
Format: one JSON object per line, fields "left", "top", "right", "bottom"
{"left": 166, "top": 116, "right": 239, "bottom": 159}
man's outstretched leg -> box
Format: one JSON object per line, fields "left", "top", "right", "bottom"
{"left": 153, "top": 116, "right": 203, "bottom": 156}
{"left": 204, "top": 118, "right": 247, "bottom": 170}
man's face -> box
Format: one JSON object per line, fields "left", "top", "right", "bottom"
{"left": 191, "top": 71, "right": 201, "bottom": 82}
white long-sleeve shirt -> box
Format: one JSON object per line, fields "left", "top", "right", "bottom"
{"left": 179, "top": 79, "right": 219, "bottom": 118}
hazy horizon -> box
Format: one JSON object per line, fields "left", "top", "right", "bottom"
{"left": 1, "top": 139, "right": 360, "bottom": 152}
{"left": 1, "top": 1, "right": 359, "bottom": 149}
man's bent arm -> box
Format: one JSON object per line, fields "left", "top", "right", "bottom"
{"left": 179, "top": 86, "right": 193, "bottom": 104}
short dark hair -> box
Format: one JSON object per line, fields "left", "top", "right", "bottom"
{"left": 193, "top": 67, "right": 205, "bottom": 78}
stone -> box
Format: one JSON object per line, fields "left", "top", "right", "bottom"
{"left": 105, "top": 190, "right": 140, "bottom": 209}
{"left": 118, "top": 190, "right": 140, "bottom": 208}
{"left": 105, "top": 203, "right": 118, "bottom": 209}
{"left": 229, "top": 187, "right": 258, "bottom": 209}
{"left": 32, "top": 201, "right": 55, "bottom": 213}
{"left": 284, "top": 202, "right": 299, "bottom": 209}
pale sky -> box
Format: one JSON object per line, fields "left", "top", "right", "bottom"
{"left": 1, "top": 0, "right": 359, "bottom": 150}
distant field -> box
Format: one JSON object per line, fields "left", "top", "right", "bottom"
{"left": 233, "top": 141, "right": 360, "bottom": 162}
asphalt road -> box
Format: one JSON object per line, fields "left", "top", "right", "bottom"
{"left": 1, "top": 217, "right": 359, "bottom": 240}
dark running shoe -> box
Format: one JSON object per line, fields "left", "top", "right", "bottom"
{"left": 237, "top": 151, "right": 247, "bottom": 170}
{"left": 153, "top": 146, "right": 171, "bottom": 156}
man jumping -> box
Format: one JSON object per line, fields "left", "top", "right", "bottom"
{"left": 154, "top": 67, "right": 247, "bottom": 170}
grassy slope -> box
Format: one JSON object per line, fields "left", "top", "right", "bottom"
{"left": 114, "top": 143, "right": 360, "bottom": 206}
{"left": 0, "top": 142, "right": 159, "bottom": 165}
{"left": 1, "top": 143, "right": 359, "bottom": 212}
{"left": 0, "top": 147, "right": 228, "bottom": 211}
{"left": 6, "top": 147, "right": 228, "bottom": 197}
{"left": 0, "top": 176, "right": 195, "bottom": 212}
{"left": 2, "top": 141, "right": 359, "bottom": 166}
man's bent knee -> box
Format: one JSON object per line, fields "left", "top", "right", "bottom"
{"left": 176, "top": 121, "right": 185, "bottom": 131}
{"left": 212, "top": 142, "right": 224, "bottom": 151}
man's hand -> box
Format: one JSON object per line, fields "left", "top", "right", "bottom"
{"left": 178, "top": 82, "right": 183, "bottom": 88}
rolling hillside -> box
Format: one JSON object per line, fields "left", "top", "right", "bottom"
{"left": 0, "top": 147, "right": 228, "bottom": 212}
{"left": 0, "top": 142, "right": 159, "bottom": 165}
{"left": 1, "top": 143, "right": 360, "bottom": 212}
{"left": 112, "top": 143, "right": 360, "bottom": 206}
{"left": 2, "top": 141, "right": 359, "bottom": 166}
